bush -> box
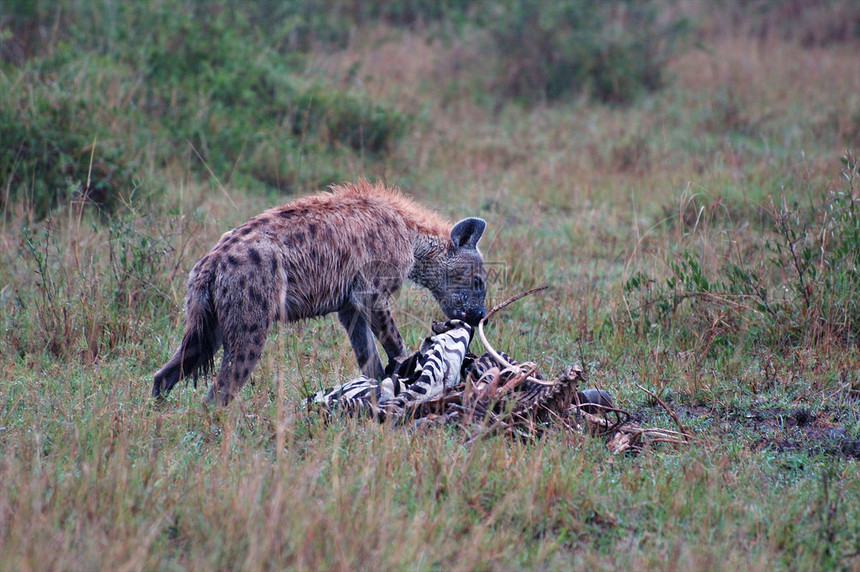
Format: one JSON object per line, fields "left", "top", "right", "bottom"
{"left": 336, "top": 0, "right": 475, "bottom": 28}
{"left": 0, "top": 62, "right": 135, "bottom": 219}
{"left": 125, "top": 1, "right": 408, "bottom": 190}
{"left": 291, "top": 86, "right": 407, "bottom": 154}
{"left": 3, "top": 199, "right": 180, "bottom": 363}
{"left": 0, "top": 1, "right": 408, "bottom": 218}
{"left": 477, "top": 0, "right": 689, "bottom": 104}
{"left": 701, "top": 0, "right": 860, "bottom": 48}
{"left": 622, "top": 152, "right": 860, "bottom": 354}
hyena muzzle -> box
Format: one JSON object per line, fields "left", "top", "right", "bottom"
{"left": 152, "top": 180, "right": 488, "bottom": 406}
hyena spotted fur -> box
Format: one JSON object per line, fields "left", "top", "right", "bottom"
{"left": 152, "top": 180, "right": 487, "bottom": 406}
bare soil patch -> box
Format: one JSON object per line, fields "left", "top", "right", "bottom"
{"left": 635, "top": 402, "right": 860, "bottom": 460}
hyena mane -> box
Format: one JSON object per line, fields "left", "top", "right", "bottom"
{"left": 153, "top": 179, "right": 487, "bottom": 406}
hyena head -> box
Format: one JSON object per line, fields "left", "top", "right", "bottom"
{"left": 412, "top": 217, "right": 488, "bottom": 326}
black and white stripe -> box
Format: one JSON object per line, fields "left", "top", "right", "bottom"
{"left": 309, "top": 320, "right": 473, "bottom": 421}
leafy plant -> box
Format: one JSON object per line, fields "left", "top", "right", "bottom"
{"left": 623, "top": 152, "right": 860, "bottom": 354}
{"left": 476, "top": 0, "right": 690, "bottom": 104}
{"left": 0, "top": 1, "right": 409, "bottom": 219}
{"left": 0, "top": 77, "right": 135, "bottom": 219}
{"left": 4, "top": 195, "right": 182, "bottom": 363}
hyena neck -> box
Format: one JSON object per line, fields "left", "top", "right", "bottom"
{"left": 413, "top": 232, "right": 448, "bottom": 257}
{"left": 409, "top": 233, "right": 450, "bottom": 289}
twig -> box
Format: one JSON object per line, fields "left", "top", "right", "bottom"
{"left": 484, "top": 285, "right": 549, "bottom": 322}
{"left": 636, "top": 384, "right": 692, "bottom": 442}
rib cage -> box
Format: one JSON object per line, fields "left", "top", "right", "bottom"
{"left": 307, "top": 318, "right": 594, "bottom": 432}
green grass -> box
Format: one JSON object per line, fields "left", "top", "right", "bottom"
{"left": 2, "top": 2, "right": 860, "bottom": 570}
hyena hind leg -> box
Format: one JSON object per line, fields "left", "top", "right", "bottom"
{"left": 204, "top": 323, "right": 270, "bottom": 406}
{"left": 153, "top": 328, "right": 220, "bottom": 400}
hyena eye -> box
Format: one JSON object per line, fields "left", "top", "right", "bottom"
{"left": 473, "top": 276, "right": 484, "bottom": 291}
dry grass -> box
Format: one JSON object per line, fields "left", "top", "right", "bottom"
{"left": 2, "top": 6, "right": 860, "bottom": 570}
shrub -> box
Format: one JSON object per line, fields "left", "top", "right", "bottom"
{"left": 128, "top": 1, "right": 408, "bottom": 190}
{"left": 291, "top": 86, "right": 407, "bottom": 155}
{"left": 622, "top": 152, "right": 860, "bottom": 354}
{"left": 476, "top": 0, "right": 689, "bottom": 105}
{"left": 701, "top": 0, "right": 860, "bottom": 48}
{"left": 336, "top": 0, "right": 476, "bottom": 28}
{"left": 2, "top": 196, "right": 184, "bottom": 363}
{"left": 0, "top": 1, "right": 408, "bottom": 218}
{"left": 0, "top": 65, "right": 135, "bottom": 219}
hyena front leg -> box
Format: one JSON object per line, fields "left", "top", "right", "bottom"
{"left": 205, "top": 309, "right": 271, "bottom": 406}
{"left": 338, "top": 302, "right": 385, "bottom": 380}
{"left": 367, "top": 301, "right": 406, "bottom": 365}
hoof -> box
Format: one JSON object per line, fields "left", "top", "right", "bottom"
{"left": 577, "top": 388, "right": 614, "bottom": 413}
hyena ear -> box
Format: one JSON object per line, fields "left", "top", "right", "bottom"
{"left": 451, "top": 218, "right": 486, "bottom": 250}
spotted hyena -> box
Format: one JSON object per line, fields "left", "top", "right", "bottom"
{"left": 152, "top": 180, "right": 487, "bottom": 405}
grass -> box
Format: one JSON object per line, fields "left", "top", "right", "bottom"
{"left": 2, "top": 2, "right": 860, "bottom": 570}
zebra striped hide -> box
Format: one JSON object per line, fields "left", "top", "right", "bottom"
{"left": 308, "top": 319, "right": 473, "bottom": 421}
{"left": 308, "top": 319, "right": 612, "bottom": 433}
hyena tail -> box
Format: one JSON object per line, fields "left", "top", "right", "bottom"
{"left": 152, "top": 278, "right": 220, "bottom": 400}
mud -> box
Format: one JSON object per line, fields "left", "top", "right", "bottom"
{"left": 633, "top": 402, "right": 860, "bottom": 460}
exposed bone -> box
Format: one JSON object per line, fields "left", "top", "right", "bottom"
{"left": 310, "top": 286, "right": 692, "bottom": 454}
{"left": 478, "top": 320, "right": 553, "bottom": 384}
